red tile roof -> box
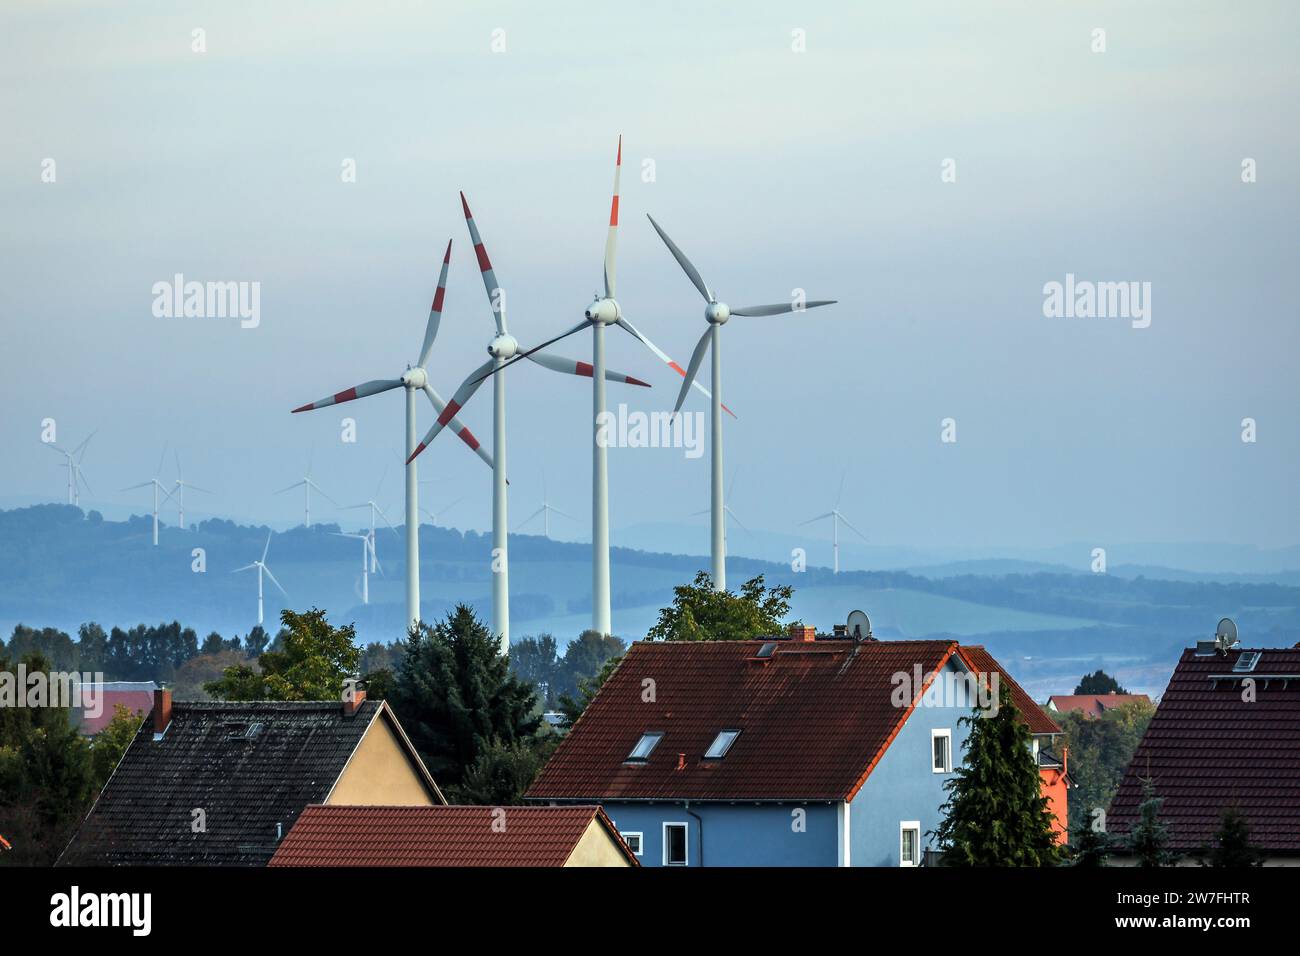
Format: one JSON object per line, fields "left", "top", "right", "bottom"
{"left": 267, "top": 804, "right": 637, "bottom": 867}
{"left": 75, "top": 685, "right": 156, "bottom": 735}
{"left": 1108, "top": 647, "right": 1300, "bottom": 853}
{"left": 1046, "top": 693, "right": 1151, "bottom": 719}
{"left": 958, "top": 646, "right": 1062, "bottom": 736}
{"left": 528, "top": 639, "right": 1052, "bottom": 802}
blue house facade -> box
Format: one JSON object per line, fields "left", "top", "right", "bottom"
{"left": 528, "top": 630, "right": 1061, "bottom": 867}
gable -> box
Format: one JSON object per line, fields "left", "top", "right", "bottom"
{"left": 328, "top": 711, "right": 438, "bottom": 807}
{"left": 564, "top": 817, "right": 636, "bottom": 867}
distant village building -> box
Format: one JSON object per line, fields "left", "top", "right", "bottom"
{"left": 59, "top": 688, "right": 442, "bottom": 866}
{"left": 528, "top": 625, "right": 1069, "bottom": 866}
{"left": 1107, "top": 644, "right": 1300, "bottom": 864}
{"left": 269, "top": 805, "right": 638, "bottom": 867}
{"left": 1046, "top": 693, "right": 1151, "bottom": 719}
{"left": 71, "top": 681, "right": 158, "bottom": 736}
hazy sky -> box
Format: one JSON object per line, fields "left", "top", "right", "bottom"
{"left": 3, "top": 1, "right": 1297, "bottom": 557}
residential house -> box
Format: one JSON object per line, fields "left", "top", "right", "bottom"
{"left": 58, "top": 688, "right": 443, "bottom": 865}
{"left": 72, "top": 681, "right": 158, "bottom": 735}
{"left": 527, "top": 626, "right": 1067, "bottom": 866}
{"left": 268, "top": 804, "right": 638, "bottom": 867}
{"left": 1107, "top": 643, "right": 1300, "bottom": 864}
{"left": 1046, "top": 693, "right": 1151, "bottom": 719}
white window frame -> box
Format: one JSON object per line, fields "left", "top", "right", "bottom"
{"left": 621, "top": 831, "right": 644, "bottom": 857}
{"left": 627, "top": 731, "right": 664, "bottom": 762}
{"left": 931, "top": 728, "right": 952, "bottom": 773}
{"left": 704, "top": 728, "right": 741, "bottom": 760}
{"left": 899, "top": 821, "right": 921, "bottom": 867}
{"left": 663, "top": 821, "right": 689, "bottom": 866}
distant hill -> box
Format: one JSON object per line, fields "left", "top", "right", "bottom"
{"left": 2, "top": 504, "right": 1298, "bottom": 698}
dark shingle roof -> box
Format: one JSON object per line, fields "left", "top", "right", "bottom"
{"left": 59, "top": 700, "right": 434, "bottom": 866}
{"left": 268, "top": 804, "right": 638, "bottom": 867}
{"left": 1108, "top": 647, "right": 1300, "bottom": 853}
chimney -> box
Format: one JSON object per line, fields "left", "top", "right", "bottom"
{"left": 833, "top": 624, "right": 847, "bottom": 638}
{"left": 153, "top": 689, "right": 172, "bottom": 736}
{"left": 787, "top": 623, "right": 817, "bottom": 642}
{"left": 676, "top": 753, "right": 687, "bottom": 771}
{"left": 342, "top": 679, "right": 366, "bottom": 717}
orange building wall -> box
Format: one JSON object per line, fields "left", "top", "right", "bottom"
{"left": 1039, "top": 768, "right": 1070, "bottom": 845}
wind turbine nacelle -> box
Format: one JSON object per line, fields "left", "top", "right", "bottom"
{"left": 706, "top": 302, "right": 730, "bottom": 324}
{"left": 401, "top": 367, "right": 428, "bottom": 388}
{"left": 488, "top": 333, "right": 519, "bottom": 359}
{"left": 585, "top": 298, "right": 620, "bottom": 325}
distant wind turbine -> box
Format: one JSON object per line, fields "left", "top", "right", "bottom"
{"left": 648, "top": 212, "right": 835, "bottom": 591}
{"left": 275, "top": 455, "right": 338, "bottom": 529}
{"left": 291, "top": 239, "right": 495, "bottom": 629}
{"left": 516, "top": 473, "right": 575, "bottom": 539}
{"left": 420, "top": 497, "right": 463, "bottom": 527}
{"left": 171, "top": 450, "right": 213, "bottom": 530}
{"left": 45, "top": 430, "right": 96, "bottom": 507}
{"left": 233, "top": 532, "right": 287, "bottom": 626}
{"left": 121, "top": 444, "right": 175, "bottom": 546}
{"left": 691, "top": 471, "right": 747, "bottom": 554}
{"left": 344, "top": 500, "right": 399, "bottom": 574}
{"left": 800, "top": 474, "right": 868, "bottom": 574}
{"left": 333, "top": 530, "right": 379, "bottom": 604}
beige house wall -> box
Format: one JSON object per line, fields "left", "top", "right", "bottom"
{"left": 327, "top": 716, "right": 436, "bottom": 807}
{"left": 563, "top": 818, "right": 635, "bottom": 867}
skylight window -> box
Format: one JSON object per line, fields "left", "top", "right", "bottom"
{"left": 1233, "top": 651, "right": 1261, "bottom": 673}
{"left": 755, "top": 642, "right": 778, "bottom": 659}
{"left": 627, "top": 731, "right": 664, "bottom": 762}
{"left": 704, "top": 729, "right": 741, "bottom": 760}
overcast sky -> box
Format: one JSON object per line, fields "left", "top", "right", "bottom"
{"left": 2, "top": 0, "right": 1297, "bottom": 557}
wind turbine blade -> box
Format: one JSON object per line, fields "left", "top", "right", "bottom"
{"left": 44, "top": 442, "right": 70, "bottom": 456}
{"left": 232, "top": 563, "right": 257, "bottom": 573}
{"left": 477, "top": 319, "right": 590, "bottom": 382}
{"left": 673, "top": 327, "right": 713, "bottom": 415}
{"left": 836, "top": 471, "right": 846, "bottom": 509}
{"left": 304, "top": 478, "right": 339, "bottom": 506}
{"left": 838, "top": 512, "right": 870, "bottom": 543}
{"left": 646, "top": 214, "right": 713, "bottom": 302}
{"left": 615, "top": 315, "right": 737, "bottom": 418}
{"left": 156, "top": 441, "right": 169, "bottom": 477}
{"left": 372, "top": 503, "right": 400, "bottom": 537}
{"left": 74, "top": 430, "right": 98, "bottom": 462}
{"left": 523, "top": 350, "right": 650, "bottom": 388}
{"left": 75, "top": 466, "right": 94, "bottom": 497}
{"left": 799, "top": 512, "right": 835, "bottom": 526}
{"left": 725, "top": 506, "right": 749, "bottom": 533}
{"left": 420, "top": 385, "right": 494, "bottom": 469}
{"left": 262, "top": 564, "right": 288, "bottom": 598}
{"left": 439, "top": 496, "right": 464, "bottom": 517}
{"left": 550, "top": 506, "right": 577, "bottom": 522}
{"left": 274, "top": 480, "right": 306, "bottom": 495}
{"left": 185, "top": 483, "right": 215, "bottom": 495}
{"left": 368, "top": 537, "right": 383, "bottom": 576}
{"left": 120, "top": 481, "right": 153, "bottom": 492}
{"left": 261, "top": 532, "right": 272, "bottom": 564}
{"left": 604, "top": 135, "right": 622, "bottom": 299}
{"left": 460, "top": 193, "right": 506, "bottom": 336}
{"left": 731, "top": 300, "right": 837, "bottom": 317}
{"left": 291, "top": 379, "right": 403, "bottom": 413}
{"left": 418, "top": 239, "right": 453, "bottom": 367}
{"left": 688, "top": 507, "right": 709, "bottom": 517}
{"left": 515, "top": 506, "right": 546, "bottom": 532}
{"left": 331, "top": 531, "right": 365, "bottom": 540}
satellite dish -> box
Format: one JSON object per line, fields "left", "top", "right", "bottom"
{"left": 846, "top": 609, "right": 871, "bottom": 640}
{"left": 1215, "top": 617, "right": 1238, "bottom": 650}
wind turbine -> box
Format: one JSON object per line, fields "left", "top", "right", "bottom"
{"left": 233, "top": 532, "right": 287, "bottom": 626}
{"left": 421, "top": 497, "right": 463, "bottom": 527}
{"left": 343, "top": 499, "right": 398, "bottom": 574}
{"left": 411, "top": 137, "right": 714, "bottom": 637}
{"left": 690, "top": 470, "right": 747, "bottom": 555}
{"left": 45, "top": 431, "right": 96, "bottom": 507}
{"left": 121, "top": 445, "right": 175, "bottom": 546}
{"left": 171, "top": 450, "right": 213, "bottom": 530}
{"left": 800, "top": 474, "right": 868, "bottom": 574}
{"left": 291, "top": 240, "right": 494, "bottom": 630}
{"left": 333, "top": 530, "right": 379, "bottom": 604}
{"left": 516, "top": 473, "right": 575, "bottom": 539}
{"left": 407, "top": 188, "right": 649, "bottom": 650}
{"left": 648, "top": 214, "right": 835, "bottom": 591}
{"left": 274, "top": 455, "right": 337, "bottom": 529}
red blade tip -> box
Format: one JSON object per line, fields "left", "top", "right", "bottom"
{"left": 460, "top": 192, "right": 472, "bottom": 218}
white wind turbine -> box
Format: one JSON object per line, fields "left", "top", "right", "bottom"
{"left": 343, "top": 499, "right": 399, "bottom": 575}
{"left": 121, "top": 445, "right": 176, "bottom": 546}
{"left": 648, "top": 214, "right": 835, "bottom": 591}
{"left": 45, "top": 430, "right": 96, "bottom": 507}
{"left": 421, "top": 497, "right": 463, "bottom": 527}
{"left": 407, "top": 185, "right": 649, "bottom": 648}
{"left": 800, "top": 474, "right": 868, "bottom": 574}
{"left": 274, "top": 454, "right": 337, "bottom": 529}
{"left": 516, "top": 473, "right": 575, "bottom": 539}
{"left": 333, "top": 530, "right": 380, "bottom": 605}
{"left": 233, "top": 532, "right": 287, "bottom": 626}
{"left": 171, "top": 450, "right": 213, "bottom": 530}
{"left": 291, "top": 240, "right": 494, "bottom": 630}
{"left": 412, "top": 137, "right": 715, "bottom": 637}
{"left": 691, "top": 470, "right": 747, "bottom": 554}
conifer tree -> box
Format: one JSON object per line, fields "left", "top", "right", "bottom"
{"left": 932, "top": 682, "right": 1061, "bottom": 866}
{"left": 1205, "top": 806, "right": 1262, "bottom": 867}
{"left": 1128, "top": 776, "right": 1177, "bottom": 866}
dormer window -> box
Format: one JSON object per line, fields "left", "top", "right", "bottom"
{"left": 704, "top": 729, "right": 741, "bottom": 760}
{"left": 1233, "top": 651, "right": 1261, "bottom": 673}
{"left": 627, "top": 731, "right": 664, "bottom": 762}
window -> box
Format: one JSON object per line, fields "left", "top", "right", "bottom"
{"left": 1233, "top": 651, "right": 1261, "bottom": 673}
{"left": 663, "top": 822, "right": 689, "bottom": 866}
{"left": 900, "top": 822, "right": 921, "bottom": 867}
{"left": 704, "top": 729, "right": 741, "bottom": 760}
{"left": 627, "top": 731, "right": 664, "bottom": 762}
{"left": 931, "top": 729, "right": 952, "bottom": 773}
{"left": 622, "top": 832, "right": 643, "bottom": 857}
{"left": 755, "top": 641, "right": 778, "bottom": 659}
